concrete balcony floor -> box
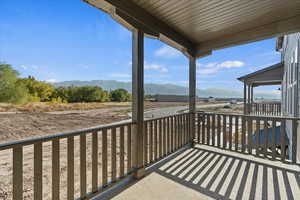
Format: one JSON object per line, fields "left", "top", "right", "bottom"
{"left": 95, "top": 145, "right": 300, "bottom": 200}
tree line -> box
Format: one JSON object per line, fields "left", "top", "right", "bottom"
{"left": 0, "top": 63, "right": 131, "bottom": 104}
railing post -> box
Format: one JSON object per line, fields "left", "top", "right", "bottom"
{"left": 132, "top": 28, "right": 145, "bottom": 178}
{"left": 189, "top": 56, "right": 196, "bottom": 145}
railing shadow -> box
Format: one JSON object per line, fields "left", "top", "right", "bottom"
{"left": 155, "top": 146, "right": 300, "bottom": 200}
{"left": 96, "top": 146, "right": 300, "bottom": 200}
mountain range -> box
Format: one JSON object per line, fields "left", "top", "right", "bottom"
{"left": 53, "top": 80, "right": 280, "bottom": 99}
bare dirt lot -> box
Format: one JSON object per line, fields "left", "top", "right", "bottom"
{"left": 0, "top": 101, "right": 189, "bottom": 144}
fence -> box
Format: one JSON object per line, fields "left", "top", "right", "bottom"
{"left": 248, "top": 103, "right": 282, "bottom": 116}
{"left": 195, "top": 112, "right": 298, "bottom": 163}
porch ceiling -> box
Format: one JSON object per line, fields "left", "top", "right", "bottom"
{"left": 237, "top": 62, "right": 284, "bottom": 87}
{"left": 84, "top": 0, "right": 300, "bottom": 57}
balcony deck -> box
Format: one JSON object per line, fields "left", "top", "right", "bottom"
{"left": 97, "top": 145, "right": 300, "bottom": 200}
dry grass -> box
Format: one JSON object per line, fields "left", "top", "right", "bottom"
{"left": 0, "top": 102, "right": 132, "bottom": 113}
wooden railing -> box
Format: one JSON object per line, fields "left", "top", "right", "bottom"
{"left": 195, "top": 112, "right": 299, "bottom": 163}
{"left": 144, "top": 112, "right": 193, "bottom": 166}
{"left": 0, "top": 121, "right": 134, "bottom": 200}
{"left": 247, "top": 103, "right": 282, "bottom": 116}
{"left": 0, "top": 112, "right": 193, "bottom": 200}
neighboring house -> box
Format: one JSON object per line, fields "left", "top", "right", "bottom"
{"left": 277, "top": 33, "right": 300, "bottom": 162}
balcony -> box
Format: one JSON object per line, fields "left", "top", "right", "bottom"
{"left": 247, "top": 102, "right": 282, "bottom": 116}
{"left": 0, "top": 112, "right": 299, "bottom": 199}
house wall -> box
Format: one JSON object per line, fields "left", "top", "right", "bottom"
{"left": 280, "top": 33, "right": 300, "bottom": 162}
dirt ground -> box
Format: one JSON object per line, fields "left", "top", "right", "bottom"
{"left": 0, "top": 101, "right": 189, "bottom": 144}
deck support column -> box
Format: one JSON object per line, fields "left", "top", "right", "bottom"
{"left": 132, "top": 29, "right": 145, "bottom": 178}
{"left": 189, "top": 56, "right": 196, "bottom": 144}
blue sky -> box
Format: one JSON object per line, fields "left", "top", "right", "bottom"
{"left": 0, "top": 0, "right": 281, "bottom": 94}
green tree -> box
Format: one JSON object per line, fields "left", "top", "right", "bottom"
{"left": 110, "top": 88, "right": 131, "bottom": 102}
{"left": 0, "top": 63, "right": 29, "bottom": 104}
{"left": 17, "top": 76, "right": 55, "bottom": 102}
{"left": 51, "top": 86, "right": 70, "bottom": 102}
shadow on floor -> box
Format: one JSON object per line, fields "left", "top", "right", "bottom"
{"left": 96, "top": 146, "right": 300, "bottom": 200}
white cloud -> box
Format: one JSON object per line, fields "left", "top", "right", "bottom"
{"left": 197, "top": 68, "right": 219, "bottom": 75}
{"left": 218, "top": 61, "right": 245, "bottom": 68}
{"left": 110, "top": 73, "right": 131, "bottom": 78}
{"left": 46, "top": 79, "right": 58, "bottom": 83}
{"left": 20, "top": 65, "right": 28, "bottom": 70}
{"left": 197, "top": 60, "right": 245, "bottom": 75}
{"left": 206, "top": 62, "right": 218, "bottom": 68}
{"left": 20, "top": 65, "right": 39, "bottom": 71}
{"left": 154, "top": 45, "right": 182, "bottom": 59}
{"left": 145, "top": 63, "right": 169, "bottom": 73}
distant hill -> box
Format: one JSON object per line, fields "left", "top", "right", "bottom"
{"left": 53, "top": 80, "right": 280, "bottom": 99}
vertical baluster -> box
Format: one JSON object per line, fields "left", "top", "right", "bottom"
{"left": 223, "top": 115, "right": 227, "bottom": 149}
{"left": 120, "top": 126, "right": 125, "bottom": 176}
{"left": 159, "top": 119, "right": 163, "bottom": 158}
{"left": 80, "top": 134, "right": 87, "bottom": 197}
{"left": 280, "top": 120, "right": 286, "bottom": 161}
{"left": 271, "top": 120, "right": 276, "bottom": 159}
{"left": 263, "top": 119, "right": 268, "bottom": 158}
{"left": 235, "top": 116, "right": 239, "bottom": 151}
{"left": 241, "top": 116, "right": 246, "bottom": 152}
{"left": 154, "top": 120, "right": 158, "bottom": 160}
{"left": 163, "top": 118, "right": 166, "bottom": 156}
{"left": 127, "top": 124, "right": 132, "bottom": 172}
{"left": 248, "top": 117, "right": 253, "bottom": 154}
{"left": 143, "top": 122, "right": 148, "bottom": 165}
{"left": 182, "top": 115, "right": 185, "bottom": 145}
{"left": 111, "top": 128, "right": 117, "bottom": 182}
{"left": 229, "top": 115, "right": 232, "bottom": 150}
{"left": 292, "top": 119, "right": 297, "bottom": 163}
{"left": 256, "top": 119, "right": 260, "bottom": 156}
{"left": 34, "top": 142, "right": 43, "bottom": 200}
{"left": 167, "top": 117, "right": 170, "bottom": 154}
{"left": 178, "top": 115, "right": 182, "bottom": 147}
{"left": 183, "top": 114, "right": 186, "bottom": 145}
{"left": 217, "top": 114, "right": 221, "bottom": 147}
{"left": 212, "top": 114, "right": 216, "bottom": 146}
{"left": 92, "top": 131, "right": 98, "bottom": 191}
{"left": 102, "top": 129, "right": 108, "bottom": 186}
{"left": 176, "top": 116, "right": 180, "bottom": 148}
{"left": 188, "top": 113, "right": 191, "bottom": 143}
{"left": 67, "top": 137, "right": 74, "bottom": 199}
{"left": 171, "top": 116, "right": 176, "bottom": 152}
{"left": 149, "top": 121, "right": 153, "bottom": 163}
{"left": 186, "top": 114, "right": 190, "bottom": 144}
{"left": 13, "top": 146, "right": 23, "bottom": 200}
{"left": 202, "top": 114, "right": 206, "bottom": 144}
{"left": 52, "top": 139, "right": 60, "bottom": 200}
{"left": 206, "top": 114, "right": 212, "bottom": 145}
{"left": 180, "top": 115, "right": 183, "bottom": 146}
{"left": 197, "top": 113, "right": 201, "bottom": 144}
{"left": 178, "top": 115, "right": 181, "bottom": 147}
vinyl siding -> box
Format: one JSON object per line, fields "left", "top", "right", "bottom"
{"left": 281, "top": 32, "right": 300, "bottom": 161}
